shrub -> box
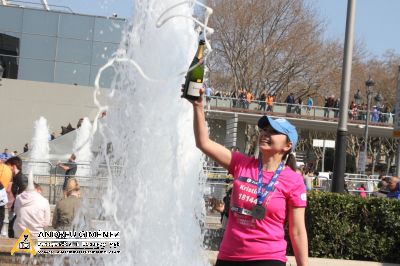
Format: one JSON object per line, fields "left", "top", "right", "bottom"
{"left": 286, "top": 191, "right": 400, "bottom": 263}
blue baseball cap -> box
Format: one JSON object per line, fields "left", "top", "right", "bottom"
{"left": 257, "top": 116, "right": 298, "bottom": 151}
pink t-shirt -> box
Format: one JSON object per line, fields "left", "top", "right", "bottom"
{"left": 218, "top": 152, "right": 307, "bottom": 262}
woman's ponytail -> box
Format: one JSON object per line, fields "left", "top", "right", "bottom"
{"left": 285, "top": 153, "right": 297, "bottom": 171}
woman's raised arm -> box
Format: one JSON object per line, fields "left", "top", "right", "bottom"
{"left": 187, "top": 89, "right": 232, "bottom": 170}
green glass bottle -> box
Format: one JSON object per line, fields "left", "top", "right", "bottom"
{"left": 183, "top": 33, "right": 205, "bottom": 101}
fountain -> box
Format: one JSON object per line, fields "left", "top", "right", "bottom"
{"left": 27, "top": 117, "right": 50, "bottom": 176}
{"left": 51, "top": 1, "right": 213, "bottom": 265}
{"left": 73, "top": 117, "right": 93, "bottom": 177}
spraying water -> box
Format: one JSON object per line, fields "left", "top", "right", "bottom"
{"left": 27, "top": 117, "right": 50, "bottom": 175}
{"left": 52, "top": 1, "right": 214, "bottom": 265}
{"left": 73, "top": 117, "right": 94, "bottom": 177}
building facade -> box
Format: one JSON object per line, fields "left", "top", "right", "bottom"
{"left": 0, "top": 4, "right": 124, "bottom": 87}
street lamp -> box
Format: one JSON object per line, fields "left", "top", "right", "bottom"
{"left": 362, "top": 77, "right": 375, "bottom": 174}
{"left": 354, "top": 89, "right": 362, "bottom": 105}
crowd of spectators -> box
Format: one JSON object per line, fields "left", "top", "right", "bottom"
{"left": 0, "top": 156, "right": 81, "bottom": 239}
{"left": 204, "top": 87, "right": 394, "bottom": 124}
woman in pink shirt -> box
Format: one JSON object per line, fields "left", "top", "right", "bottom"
{"left": 186, "top": 89, "right": 308, "bottom": 266}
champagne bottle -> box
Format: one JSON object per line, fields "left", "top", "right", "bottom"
{"left": 182, "top": 32, "right": 205, "bottom": 101}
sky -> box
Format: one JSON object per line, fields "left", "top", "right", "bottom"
{"left": 307, "top": 0, "right": 400, "bottom": 57}
{"left": 46, "top": 0, "right": 399, "bottom": 57}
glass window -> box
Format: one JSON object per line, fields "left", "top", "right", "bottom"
{"left": 56, "top": 38, "right": 92, "bottom": 64}
{"left": 93, "top": 17, "right": 124, "bottom": 43}
{"left": 22, "top": 9, "right": 59, "bottom": 36}
{"left": 58, "top": 14, "right": 94, "bottom": 40}
{"left": 0, "top": 6, "right": 23, "bottom": 32}
{"left": 0, "top": 31, "right": 21, "bottom": 40}
{"left": 90, "top": 65, "right": 115, "bottom": 88}
{"left": 19, "top": 58, "right": 54, "bottom": 82}
{"left": 54, "top": 62, "right": 90, "bottom": 86}
{"left": 91, "top": 42, "right": 118, "bottom": 66}
{"left": 20, "top": 33, "right": 57, "bottom": 61}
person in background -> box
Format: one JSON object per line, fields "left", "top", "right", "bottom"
{"left": 205, "top": 86, "right": 214, "bottom": 110}
{"left": 259, "top": 92, "right": 267, "bottom": 111}
{"left": 238, "top": 89, "right": 246, "bottom": 109}
{"left": 333, "top": 98, "right": 340, "bottom": 118}
{"left": 52, "top": 178, "right": 81, "bottom": 230}
{"left": 0, "top": 149, "right": 11, "bottom": 162}
{"left": 343, "top": 183, "right": 349, "bottom": 194}
{"left": 371, "top": 106, "right": 379, "bottom": 123}
{"left": 377, "top": 175, "right": 389, "bottom": 194}
{"left": 231, "top": 89, "right": 238, "bottom": 108}
{"left": 324, "top": 96, "right": 335, "bottom": 118}
{"left": 382, "top": 105, "right": 390, "bottom": 123}
{"left": 0, "top": 163, "right": 12, "bottom": 234}
{"left": 303, "top": 171, "right": 313, "bottom": 191}
{"left": 23, "top": 143, "right": 29, "bottom": 153}
{"left": 76, "top": 118, "right": 84, "bottom": 129}
{"left": 356, "top": 184, "right": 366, "bottom": 198}
{"left": 295, "top": 98, "right": 303, "bottom": 115}
{"left": 267, "top": 94, "right": 274, "bottom": 112}
{"left": 246, "top": 91, "right": 253, "bottom": 109}
{"left": 387, "top": 177, "right": 400, "bottom": 200}
{"left": 5, "top": 156, "right": 28, "bottom": 237}
{"left": 57, "top": 154, "right": 78, "bottom": 195}
{"left": 285, "top": 93, "right": 295, "bottom": 113}
{"left": 13, "top": 180, "right": 51, "bottom": 239}
{"left": 374, "top": 175, "right": 389, "bottom": 198}
{"left": 221, "top": 181, "right": 233, "bottom": 230}
{"left": 306, "top": 96, "right": 313, "bottom": 115}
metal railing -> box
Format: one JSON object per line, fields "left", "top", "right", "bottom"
{"left": 207, "top": 96, "right": 394, "bottom": 126}
{"left": 21, "top": 160, "right": 392, "bottom": 204}
{"left": 21, "top": 160, "right": 120, "bottom": 204}
{"left": 5, "top": 0, "right": 74, "bottom": 13}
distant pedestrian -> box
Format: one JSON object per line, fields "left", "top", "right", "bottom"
{"left": 356, "top": 184, "right": 367, "bottom": 198}
{"left": 295, "top": 98, "right": 303, "bottom": 115}
{"left": 285, "top": 93, "right": 295, "bottom": 113}
{"left": 23, "top": 143, "right": 29, "bottom": 153}
{"left": 306, "top": 96, "right": 313, "bottom": 115}
{"left": 333, "top": 99, "right": 340, "bottom": 118}
{"left": 259, "top": 92, "right": 267, "bottom": 111}
{"left": 246, "top": 91, "right": 253, "bottom": 109}
{"left": 205, "top": 86, "right": 213, "bottom": 109}
{"left": 266, "top": 94, "right": 274, "bottom": 112}
{"left": 57, "top": 154, "right": 78, "bottom": 195}
{"left": 387, "top": 177, "right": 400, "bottom": 200}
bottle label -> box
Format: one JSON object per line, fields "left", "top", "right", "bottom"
{"left": 187, "top": 81, "right": 202, "bottom": 97}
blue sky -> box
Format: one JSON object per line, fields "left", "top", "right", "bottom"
{"left": 307, "top": 0, "right": 400, "bottom": 57}
{"left": 48, "top": 0, "right": 399, "bottom": 57}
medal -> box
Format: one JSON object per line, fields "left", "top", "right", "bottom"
{"left": 251, "top": 204, "right": 266, "bottom": 220}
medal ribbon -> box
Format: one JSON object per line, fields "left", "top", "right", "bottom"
{"left": 231, "top": 160, "right": 284, "bottom": 216}
{"left": 256, "top": 160, "right": 284, "bottom": 205}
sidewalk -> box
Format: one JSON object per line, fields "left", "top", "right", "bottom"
{"left": 206, "top": 251, "right": 400, "bottom": 266}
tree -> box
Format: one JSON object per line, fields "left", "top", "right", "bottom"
{"left": 207, "top": 0, "right": 325, "bottom": 98}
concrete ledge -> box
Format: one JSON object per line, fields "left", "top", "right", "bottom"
{"left": 207, "top": 251, "right": 400, "bottom": 266}
{"left": 1, "top": 239, "right": 399, "bottom": 266}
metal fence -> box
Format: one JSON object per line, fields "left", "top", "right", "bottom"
{"left": 22, "top": 160, "right": 390, "bottom": 204}
{"left": 22, "top": 161, "right": 119, "bottom": 204}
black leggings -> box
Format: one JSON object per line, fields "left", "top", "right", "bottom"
{"left": 215, "top": 259, "right": 286, "bottom": 266}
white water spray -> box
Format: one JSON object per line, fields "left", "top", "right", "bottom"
{"left": 54, "top": 1, "right": 215, "bottom": 265}
{"left": 73, "top": 117, "right": 94, "bottom": 177}
{"left": 27, "top": 117, "right": 50, "bottom": 175}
